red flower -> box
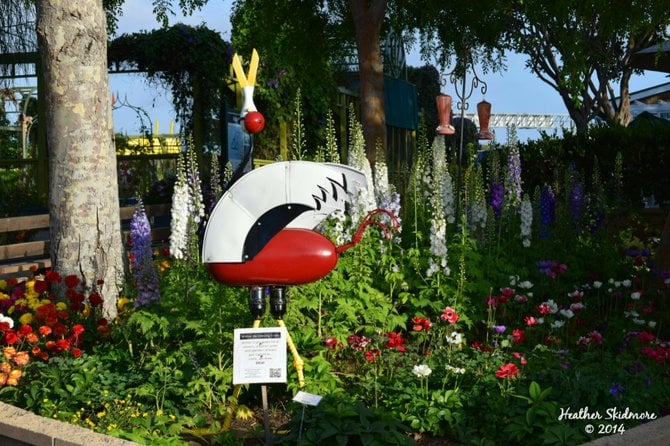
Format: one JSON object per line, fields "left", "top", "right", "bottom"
{"left": 384, "top": 332, "right": 406, "bottom": 352}
{"left": 56, "top": 338, "right": 71, "bottom": 351}
{"left": 88, "top": 293, "right": 103, "bottom": 307}
{"left": 5, "top": 331, "right": 18, "bottom": 345}
{"left": 38, "top": 325, "right": 52, "bottom": 337}
{"left": 34, "top": 280, "right": 48, "bottom": 294}
{"left": 64, "top": 275, "right": 80, "bottom": 289}
{"left": 365, "top": 349, "right": 380, "bottom": 362}
{"left": 500, "top": 287, "right": 515, "bottom": 298}
{"left": 411, "top": 316, "right": 431, "bottom": 331}
{"left": 324, "top": 337, "right": 340, "bottom": 350}
{"left": 637, "top": 331, "right": 656, "bottom": 343}
{"left": 45, "top": 271, "right": 61, "bottom": 283}
{"left": 441, "top": 307, "right": 459, "bottom": 324}
{"left": 71, "top": 324, "right": 85, "bottom": 337}
{"left": 472, "top": 341, "right": 492, "bottom": 352}
{"left": 17, "top": 325, "right": 33, "bottom": 337}
{"left": 512, "top": 329, "right": 525, "bottom": 344}
{"left": 495, "top": 363, "right": 520, "bottom": 379}
{"left": 53, "top": 323, "right": 68, "bottom": 337}
{"left": 71, "top": 348, "right": 82, "bottom": 358}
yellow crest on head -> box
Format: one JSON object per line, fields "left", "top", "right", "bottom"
{"left": 231, "top": 49, "right": 259, "bottom": 88}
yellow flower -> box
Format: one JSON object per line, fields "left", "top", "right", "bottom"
{"left": 55, "top": 302, "right": 68, "bottom": 312}
{"left": 235, "top": 404, "right": 255, "bottom": 421}
{"left": 117, "top": 297, "right": 132, "bottom": 311}
{"left": 0, "top": 280, "right": 6, "bottom": 290}
{"left": 82, "top": 305, "right": 91, "bottom": 317}
{"left": 19, "top": 313, "right": 33, "bottom": 325}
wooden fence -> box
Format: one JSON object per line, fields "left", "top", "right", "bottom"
{"left": 0, "top": 203, "right": 170, "bottom": 278}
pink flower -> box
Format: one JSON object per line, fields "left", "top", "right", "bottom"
{"left": 524, "top": 316, "right": 539, "bottom": 326}
{"left": 512, "top": 329, "right": 525, "bottom": 344}
{"left": 589, "top": 330, "right": 603, "bottom": 345}
{"left": 513, "top": 351, "right": 528, "bottom": 365}
{"left": 441, "top": 307, "right": 459, "bottom": 324}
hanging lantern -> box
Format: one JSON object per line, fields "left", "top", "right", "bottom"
{"left": 436, "top": 94, "right": 456, "bottom": 135}
{"left": 476, "top": 100, "right": 494, "bottom": 140}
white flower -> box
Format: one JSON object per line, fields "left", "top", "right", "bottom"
{"left": 0, "top": 313, "right": 14, "bottom": 329}
{"left": 545, "top": 299, "right": 559, "bottom": 314}
{"left": 560, "top": 309, "right": 574, "bottom": 319}
{"left": 509, "top": 275, "right": 519, "bottom": 286}
{"left": 630, "top": 291, "right": 641, "bottom": 300}
{"left": 169, "top": 181, "right": 190, "bottom": 260}
{"left": 412, "top": 364, "right": 432, "bottom": 377}
{"left": 622, "top": 279, "right": 632, "bottom": 288}
{"left": 445, "top": 365, "right": 466, "bottom": 374}
{"left": 518, "top": 280, "right": 533, "bottom": 290}
{"left": 551, "top": 320, "right": 565, "bottom": 329}
{"left": 633, "top": 318, "right": 646, "bottom": 325}
{"left": 648, "top": 321, "right": 657, "bottom": 328}
{"left": 446, "top": 332, "right": 463, "bottom": 345}
{"left": 593, "top": 280, "right": 602, "bottom": 289}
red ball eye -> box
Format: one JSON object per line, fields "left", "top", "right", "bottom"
{"left": 244, "top": 111, "right": 265, "bottom": 133}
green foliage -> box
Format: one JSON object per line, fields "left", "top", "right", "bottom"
{"left": 108, "top": 24, "right": 233, "bottom": 138}
{"left": 277, "top": 393, "right": 414, "bottom": 446}
{"left": 521, "top": 122, "right": 670, "bottom": 206}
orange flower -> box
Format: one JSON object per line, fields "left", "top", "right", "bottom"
{"left": 13, "top": 351, "right": 29, "bottom": 366}
{"left": 26, "top": 333, "right": 39, "bottom": 344}
{"left": 0, "top": 362, "right": 11, "bottom": 374}
{"left": 38, "top": 325, "right": 52, "bottom": 337}
{"left": 6, "top": 369, "right": 22, "bottom": 386}
{"left": 3, "top": 347, "right": 16, "bottom": 360}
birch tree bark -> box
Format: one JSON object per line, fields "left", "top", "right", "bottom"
{"left": 36, "top": 0, "right": 124, "bottom": 318}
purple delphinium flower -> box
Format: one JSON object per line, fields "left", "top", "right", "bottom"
{"left": 506, "top": 146, "right": 522, "bottom": 207}
{"left": 489, "top": 182, "right": 504, "bottom": 217}
{"left": 130, "top": 202, "right": 152, "bottom": 268}
{"left": 569, "top": 181, "right": 584, "bottom": 224}
{"left": 539, "top": 185, "right": 555, "bottom": 238}
{"left": 131, "top": 201, "right": 160, "bottom": 307}
{"left": 493, "top": 325, "right": 506, "bottom": 334}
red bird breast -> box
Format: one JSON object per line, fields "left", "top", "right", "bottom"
{"left": 206, "top": 228, "right": 338, "bottom": 286}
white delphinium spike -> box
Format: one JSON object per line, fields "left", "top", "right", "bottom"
{"left": 520, "top": 193, "right": 533, "bottom": 247}
{"left": 170, "top": 154, "right": 190, "bottom": 259}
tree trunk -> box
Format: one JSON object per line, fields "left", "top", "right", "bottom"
{"left": 349, "top": 0, "right": 387, "bottom": 171}
{"left": 36, "top": 0, "right": 124, "bottom": 318}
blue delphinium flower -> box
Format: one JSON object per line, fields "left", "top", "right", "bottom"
{"left": 489, "top": 182, "right": 504, "bottom": 217}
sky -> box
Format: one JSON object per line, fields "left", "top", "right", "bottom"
{"left": 109, "top": 0, "right": 670, "bottom": 140}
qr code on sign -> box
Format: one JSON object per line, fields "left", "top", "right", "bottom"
{"left": 269, "top": 368, "right": 282, "bottom": 378}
